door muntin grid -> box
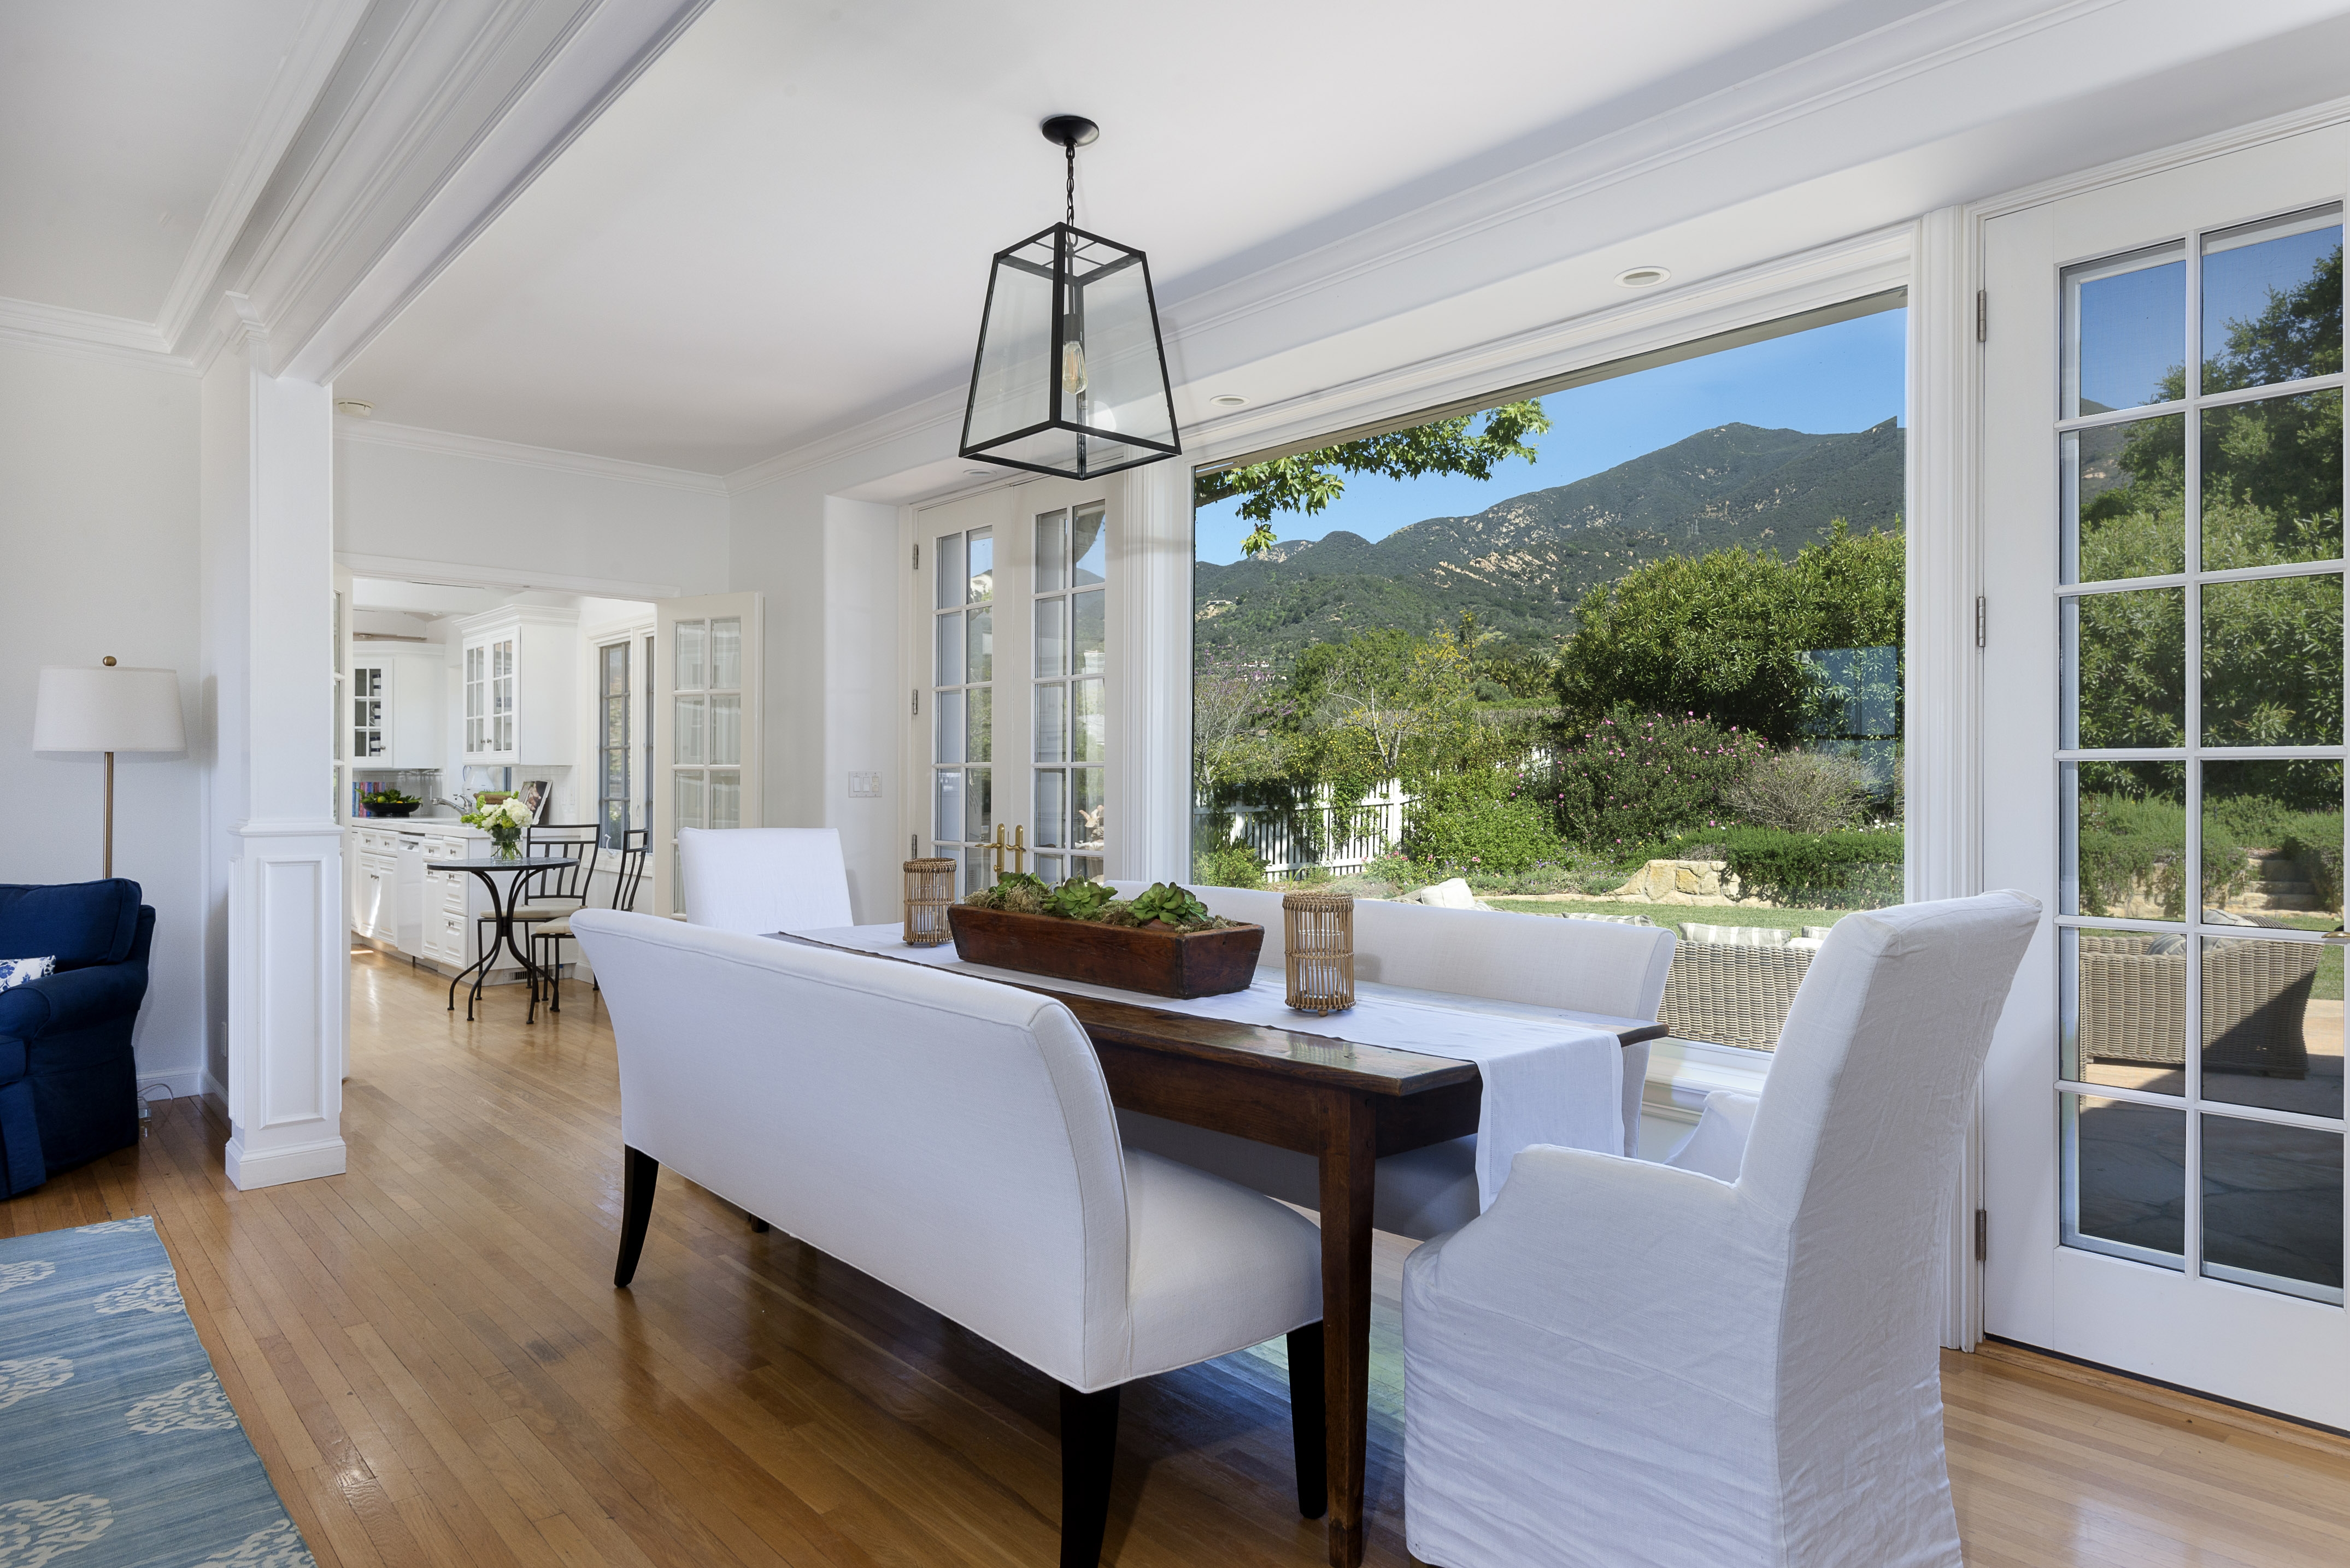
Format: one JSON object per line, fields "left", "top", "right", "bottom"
{"left": 2056, "top": 204, "right": 2348, "bottom": 1306}
{"left": 672, "top": 616, "right": 743, "bottom": 835}
{"left": 1032, "top": 504, "right": 1106, "bottom": 885}
{"left": 933, "top": 527, "right": 995, "bottom": 894}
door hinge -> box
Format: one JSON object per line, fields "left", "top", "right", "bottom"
{"left": 1975, "top": 595, "right": 1986, "bottom": 649}
{"left": 1976, "top": 289, "right": 1987, "bottom": 343}
{"left": 1974, "top": 1208, "right": 1988, "bottom": 1262}
{"left": 912, "top": 540, "right": 920, "bottom": 571}
{"left": 910, "top": 688, "right": 920, "bottom": 717}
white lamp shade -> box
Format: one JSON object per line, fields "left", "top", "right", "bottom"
{"left": 34, "top": 665, "right": 187, "bottom": 753}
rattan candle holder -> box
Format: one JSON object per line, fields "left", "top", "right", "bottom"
{"left": 1283, "top": 890, "right": 1355, "bottom": 1015}
{"left": 903, "top": 858, "right": 957, "bottom": 946}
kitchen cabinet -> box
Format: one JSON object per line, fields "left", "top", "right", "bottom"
{"left": 455, "top": 605, "right": 578, "bottom": 767}
{"left": 346, "top": 822, "right": 522, "bottom": 982}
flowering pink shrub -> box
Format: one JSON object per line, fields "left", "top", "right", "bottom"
{"left": 1546, "top": 706, "right": 1770, "bottom": 853}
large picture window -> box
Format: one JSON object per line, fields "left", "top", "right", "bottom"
{"left": 1191, "top": 299, "right": 1908, "bottom": 1052}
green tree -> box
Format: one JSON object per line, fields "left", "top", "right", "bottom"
{"left": 1551, "top": 523, "right": 1903, "bottom": 742}
{"left": 1196, "top": 401, "right": 1551, "bottom": 557}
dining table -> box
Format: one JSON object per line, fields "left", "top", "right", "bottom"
{"left": 776, "top": 926, "right": 1666, "bottom": 1568}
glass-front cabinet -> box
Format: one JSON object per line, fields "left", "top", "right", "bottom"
{"left": 453, "top": 606, "right": 579, "bottom": 767}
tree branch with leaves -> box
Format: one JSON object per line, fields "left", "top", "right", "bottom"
{"left": 1195, "top": 400, "right": 1552, "bottom": 557}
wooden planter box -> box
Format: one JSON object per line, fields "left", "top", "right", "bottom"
{"left": 947, "top": 905, "right": 1264, "bottom": 999}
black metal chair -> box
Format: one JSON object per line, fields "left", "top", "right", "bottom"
{"left": 530, "top": 828, "right": 650, "bottom": 1022}
{"left": 475, "top": 822, "right": 599, "bottom": 1013}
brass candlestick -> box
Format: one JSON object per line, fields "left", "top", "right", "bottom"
{"left": 903, "top": 858, "right": 957, "bottom": 946}
{"left": 1283, "top": 890, "right": 1355, "bottom": 1015}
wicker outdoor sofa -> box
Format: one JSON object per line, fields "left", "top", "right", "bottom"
{"left": 1659, "top": 941, "right": 1814, "bottom": 1052}
{"left": 2075, "top": 932, "right": 2318, "bottom": 1078}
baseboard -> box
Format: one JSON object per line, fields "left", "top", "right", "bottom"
{"left": 223, "top": 1134, "right": 347, "bottom": 1190}
{"left": 133, "top": 1066, "right": 209, "bottom": 1100}
{"left": 1973, "top": 1337, "right": 2350, "bottom": 1459}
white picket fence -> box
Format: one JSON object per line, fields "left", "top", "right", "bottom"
{"left": 1203, "top": 780, "right": 1415, "bottom": 881}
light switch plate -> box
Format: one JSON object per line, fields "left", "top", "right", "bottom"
{"left": 848, "top": 771, "right": 883, "bottom": 799}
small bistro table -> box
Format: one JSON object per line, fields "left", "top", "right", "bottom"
{"left": 442, "top": 856, "right": 578, "bottom": 1022}
{"left": 774, "top": 931, "right": 1664, "bottom": 1567}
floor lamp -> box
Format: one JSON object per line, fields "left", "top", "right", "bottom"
{"left": 34, "top": 658, "right": 187, "bottom": 878}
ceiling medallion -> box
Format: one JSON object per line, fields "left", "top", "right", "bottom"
{"left": 959, "top": 116, "right": 1180, "bottom": 480}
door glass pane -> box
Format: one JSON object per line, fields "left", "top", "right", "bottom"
{"left": 675, "top": 771, "right": 706, "bottom": 832}
{"left": 1073, "top": 679, "right": 1105, "bottom": 762}
{"left": 2065, "top": 588, "right": 2185, "bottom": 748}
{"left": 965, "top": 847, "right": 991, "bottom": 895}
{"left": 2201, "top": 1113, "right": 2343, "bottom": 1302}
{"left": 1035, "top": 596, "right": 1066, "bottom": 677}
{"left": 1073, "top": 589, "right": 1106, "bottom": 675}
{"left": 1036, "top": 853, "right": 1064, "bottom": 883}
{"left": 2067, "top": 1093, "right": 2186, "bottom": 1265}
{"left": 934, "top": 689, "right": 965, "bottom": 765}
{"left": 968, "top": 687, "right": 992, "bottom": 763}
{"left": 1036, "top": 509, "right": 1068, "bottom": 592}
{"left": 709, "top": 693, "right": 742, "bottom": 766}
{"left": 2201, "top": 390, "right": 2344, "bottom": 570}
{"left": 709, "top": 618, "right": 743, "bottom": 689}
{"left": 676, "top": 621, "right": 707, "bottom": 691}
{"left": 965, "top": 767, "right": 992, "bottom": 841}
{"left": 2066, "top": 925, "right": 2186, "bottom": 1094}
{"left": 1073, "top": 506, "right": 1107, "bottom": 586}
{"left": 2201, "top": 207, "right": 2343, "bottom": 395}
{"left": 2065, "top": 414, "right": 2185, "bottom": 582}
{"left": 1036, "top": 768, "right": 1065, "bottom": 847}
{"left": 2200, "top": 936, "right": 2339, "bottom": 1118}
{"left": 2063, "top": 244, "right": 2186, "bottom": 418}
{"left": 936, "top": 610, "right": 965, "bottom": 685}
{"left": 935, "top": 769, "right": 962, "bottom": 844}
{"left": 2070, "top": 762, "right": 2186, "bottom": 919}
{"left": 935, "top": 532, "right": 965, "bottom": 611}
{"left": 708, "top": 770, "right": 741, "bottom": 832}
{"left": 2201, "top": 574, "right": 2342, "bottom": 746}
{"left": 967, "top": 607, "right": 994, "bottom": 683}
{"left": 674, "top": 693, "right": 705, "bottom": 764}
{"left": 1036, "top": 682, "right": 1066, "bottom": 763}
{"left": 967, "top": 527, "right": 994, "bottom": 604}
{"left": 1072, "top": 767, "right": 1104, "bottom": 854}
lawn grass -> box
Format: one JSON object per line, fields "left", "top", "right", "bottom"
{"left": 1484, "top": 898, "right": 1856, "bottom": 933}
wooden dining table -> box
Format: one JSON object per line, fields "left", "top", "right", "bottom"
{"left": 776, "top": 933, "right": 1664, "bottom": 1568}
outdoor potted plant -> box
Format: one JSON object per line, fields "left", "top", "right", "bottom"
{"left": 948, "top": 875, "right": 1264, "bottom": 998}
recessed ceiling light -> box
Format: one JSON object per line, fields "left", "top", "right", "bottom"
{"left": 1614, "top": 266, "right": 1671, "bottom": 289}
{"left": 1211, "top": 394, "right": 1248, "bottom": 408}
{"left": 334, "top": 398, "right": 375, "bottom": 416}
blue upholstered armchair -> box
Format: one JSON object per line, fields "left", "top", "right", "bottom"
{"left": 0, "top": 879, "right": 154, "bottom": 1196}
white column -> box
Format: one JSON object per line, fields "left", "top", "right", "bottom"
{"left": 1907, "top": 206, "right": 1986, "bottom": 1349}
{"left": 1108, "top": 459, "right": 1193, "bottom": 883}
{"left": 201, "top": 327, "right": 345, "bottom": 1189}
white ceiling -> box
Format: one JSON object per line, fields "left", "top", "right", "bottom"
{"left": 336, "top": 0, "right": 1958, "bottom": 473}
{"left": 0, "top": 0, "right": 331, "bottom": 320}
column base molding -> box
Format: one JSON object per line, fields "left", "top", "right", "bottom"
{"left": 225, "top": 1131, "right": 347, "bottom": 1189}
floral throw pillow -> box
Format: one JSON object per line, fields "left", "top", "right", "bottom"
{"left": 0, "top": 956, "right": 55, "bottom": 991}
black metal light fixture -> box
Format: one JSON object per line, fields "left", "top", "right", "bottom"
{"left": 959, "top": 115, "right": 1180, "bottom": 479}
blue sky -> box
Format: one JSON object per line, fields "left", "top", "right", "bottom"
{"left": 1193, "top": 307, "right": 1909, "bottom": 564}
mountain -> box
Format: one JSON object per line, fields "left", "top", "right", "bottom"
{"left": 1194, "top": 419, "right": 1902, "bottom": 664}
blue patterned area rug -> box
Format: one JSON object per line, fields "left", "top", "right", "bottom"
{"left": 0, "top": 1217, "right": 315, "bottom": 1567}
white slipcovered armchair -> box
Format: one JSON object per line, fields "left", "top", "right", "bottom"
{"left": 1113, "top": 882, "right": 1677, "bottom": 1238}
{"left": 1402, "top": 891, "right": 2040, "bottom": 1568}
{"left": 570, "top": 910, "right": 1329, "bottom": 1568}
{"left": 678, "top": 826, "right": 853, "bottom": 934}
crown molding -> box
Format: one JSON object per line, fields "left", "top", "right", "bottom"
{"left": 723, "top": 386, "right": 968, "bottom": 497}
{"left": 337, "top": 551, "right": 682, "bottom": 601}
{"left": 154, "top": 0, "right": 373, "bottom": 358}
{"left": 0, "top": 297, "right": 189, "bottom": 374}
{"left": 337, "top": 417, "right": 727, "bottom": 494}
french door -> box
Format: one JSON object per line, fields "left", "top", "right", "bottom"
{"left": 653, "top": 592, "right": 764, "bottom": 916}
{"left": 913, "top": 479, "right": 1112, "bottom": 895}
{"left": 1982, "top": 127, "right": 2349, "bottom": 1422}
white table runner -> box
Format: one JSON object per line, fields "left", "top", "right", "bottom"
{"left": 797, "top": 924, "right": 1625, "bottom": 1211}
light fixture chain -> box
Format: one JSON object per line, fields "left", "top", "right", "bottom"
{"left": 1065, "top": 140, "right": 1076, "bottom": 226}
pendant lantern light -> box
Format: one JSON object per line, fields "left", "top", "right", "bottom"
{"left": 959, "top": 116, "right": 1180, "bottom": 479}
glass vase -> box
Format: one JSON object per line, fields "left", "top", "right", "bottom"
{"left": 490, "top": 827, "right": 521, "bottom": 862}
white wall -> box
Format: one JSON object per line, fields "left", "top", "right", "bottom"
{"left": 823, "top": 498, "right": 901, "bottom": 921}
{"left": 0, "top": 340, "right": 206, "bottom": 1090}
{"left": 334, "top": 434, "right": 730, "bottom": 595}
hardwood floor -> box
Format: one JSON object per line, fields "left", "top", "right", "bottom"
{"left": 9, "top": 950, "right": 2350, "bottom": 1567}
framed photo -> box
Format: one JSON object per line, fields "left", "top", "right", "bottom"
{"left": 519, "top": 780, "right": 551, "bottom": 821}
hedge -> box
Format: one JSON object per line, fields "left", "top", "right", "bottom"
{"left": 1660, "top": 826, "right": 1905, "bottom": 907}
